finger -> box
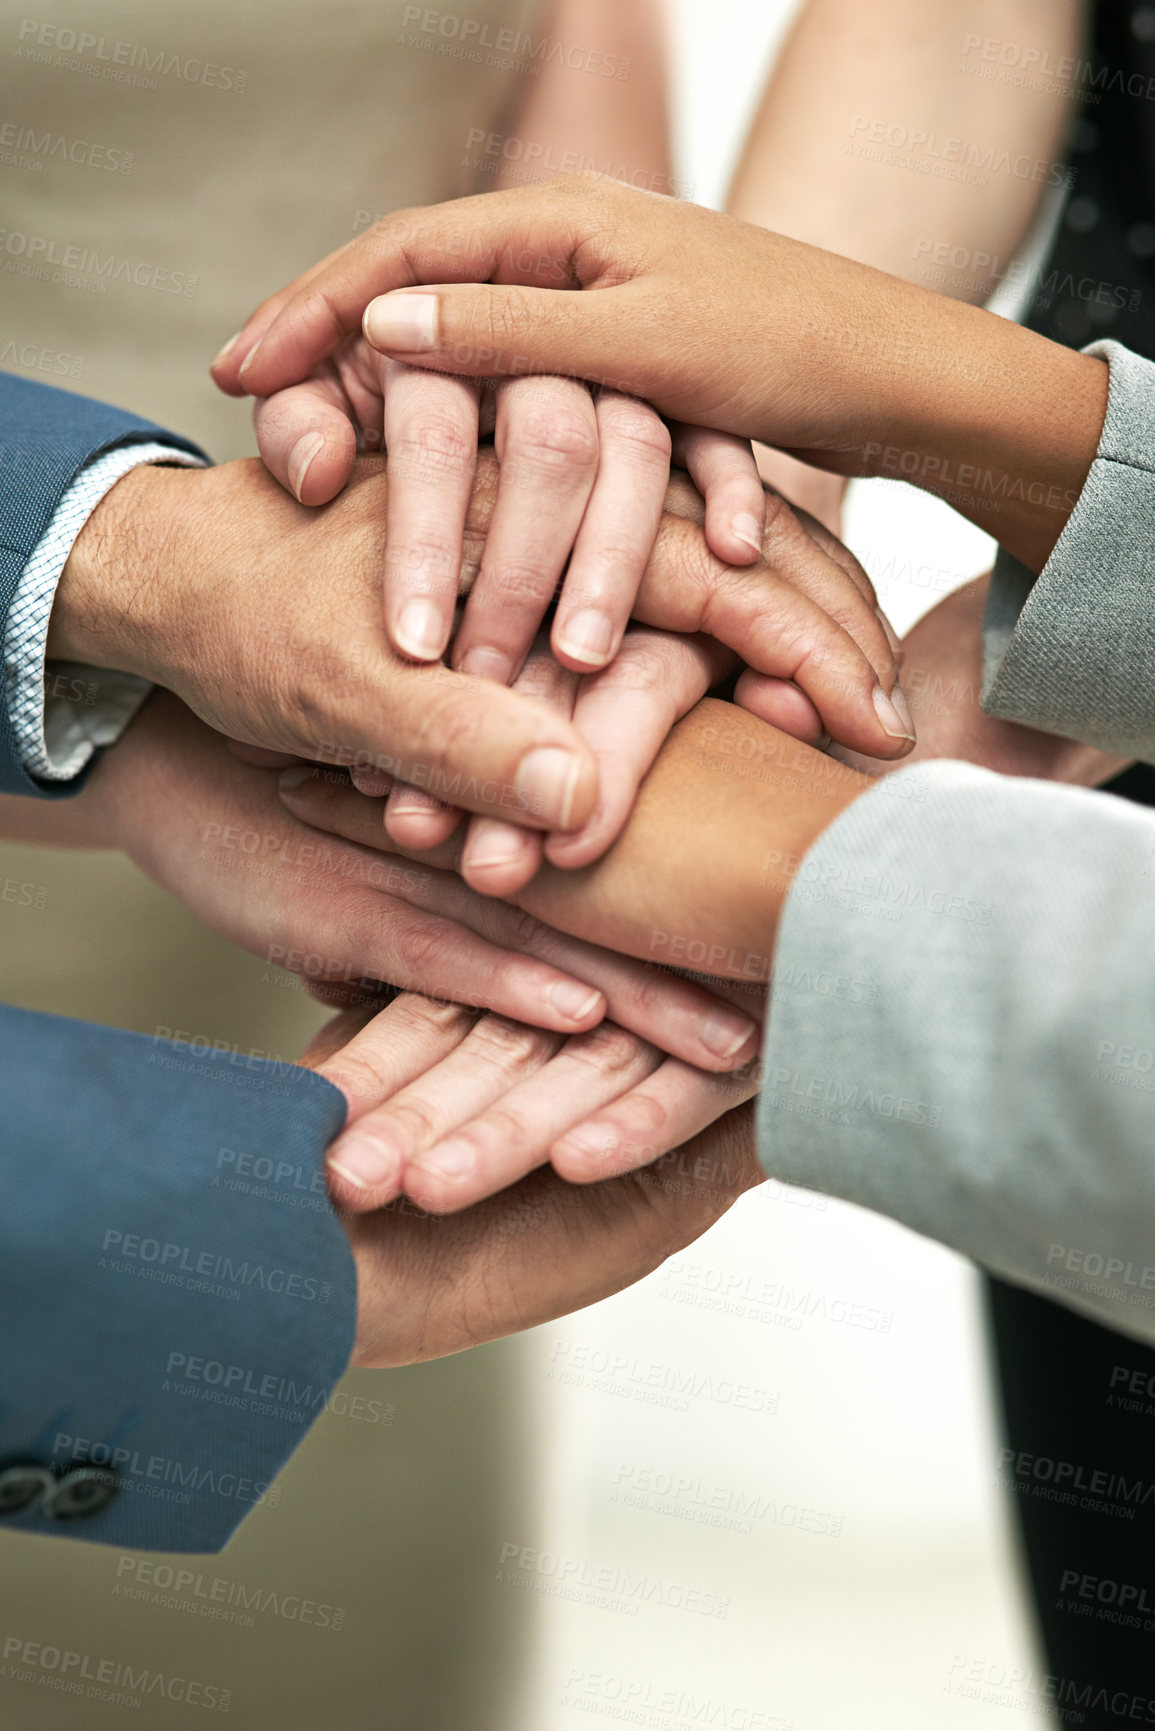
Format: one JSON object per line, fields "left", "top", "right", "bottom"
{"left": 226, "top": 739, "right": 305, "bottom": 770}
{"left": 276, "top": 768, "right": 762, "bottom": 1069}
{"left": 551, "top": 1054, "right": 759, "bottom": 1184}
{"left": 550, "top": 391, "right": 671, "bottom": 673}
{"left": 230, "top": 187, "right": 589, "bottom": 396}
{"left": 404, "top": 1022, "right": 660, "bottom": 1214}
{"left": 335, "top": 656, "right": 598, "bottom": 831}
{"left": 382, "top": 360, "right": 481, "bottom": 661}
{"left": 452, "top": 376, "right": 599, "bottom": 685}
{"left": 350, "top": 765, "right": 395, "bottom": 797}
{"left": 384, "top": 782, "right": 464, "bottom": 850}
{"left": 631, "top": 509, "right": 915, "bottom": 758}
{"left": 319, "top": 993, "right": 481, "bottom": 1206}
{"left": 265, "top": 834, "right": 610, "bottom": 1034}
{"left": 670, "top": 424, "right": 766, "bottom": 567}
{"left": 211, "top": 237, "right": 350, "bottom": 392}
{"left": 458, "top": 641, "right": 578, "bottom": 896}
{"left": 253, "top": 376, "right": 360, "bottom": 505}
{"left": 328, "top": 1010, "right": 563, "bottom": 1208}
{"left": 733, "top": 668, "right": 827, "bottom": 747}
{"left": 545, "top": 628, "right": 732, "bottom": 870}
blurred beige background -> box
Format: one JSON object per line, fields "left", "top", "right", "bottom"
{"left": 0, "top": 1, "right": 1043, "bottom": 1726}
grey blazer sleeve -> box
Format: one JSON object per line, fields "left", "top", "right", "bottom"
{"left": 759, "top": 761, "right": 1155, "bottom": 1345}
{"left": 982, "top": 339, "right": 1155, "bottom": 760}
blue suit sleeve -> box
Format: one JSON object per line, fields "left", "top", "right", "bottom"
{"left": 0, "top": 372, "right": 207, "bottom": 799}
{"left": 0, "top": 1005, "right": 357, "bottom": 1553}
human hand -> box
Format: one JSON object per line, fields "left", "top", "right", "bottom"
{"left": 220, "top": 174, "right": 1106, "bottom": 577}
{"left": 292, "top": 975, "right": 761, "bottom": 1211}
{"left": 237, "top": 340, "right": 767, "bottom": 676}
{"left": 79, "top": 690, "right": 762, "bottom": 1067}
{"left": 824, "top": 573, "right": 1132, "bottom": 788}
{"left": 279, "top": 694, "right": 870, "bottom": 983}
{"left": 297, "top": 998, "right": 762, "bottom": 1367}
{"left": 48, "top": 453, "right": 598, "bottom": 834}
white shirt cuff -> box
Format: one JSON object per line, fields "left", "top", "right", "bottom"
{"left": 3, "top": 442, "right": 204, "bottom": 782}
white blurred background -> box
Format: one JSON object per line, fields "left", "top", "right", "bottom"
{"left": 514, "top": 5, "right": 1042, "bottom": 1727}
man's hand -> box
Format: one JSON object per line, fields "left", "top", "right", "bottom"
{"left": 299, "top": 1000, "right": 761, "bottom": 1368}
{"left": 63, "top": 690, "right": 760, "bottom": 1062}
{"left": 49, "top": 455, "right": 597, "bottom": 833}
{"left": 280, "top": 695, "right": 869, "bottom": 982}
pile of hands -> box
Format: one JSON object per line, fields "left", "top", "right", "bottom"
{"left": 50, "top": 177, "right": 1125, "bottom": 1372}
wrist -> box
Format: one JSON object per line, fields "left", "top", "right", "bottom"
{"left": 47, "top": 464, "right": 201, "bottom": 683}
{"left": 863, "top": 301, "right": 1108, "bottom": 572}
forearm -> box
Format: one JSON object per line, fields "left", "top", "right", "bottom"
{"left": 512, "top": 699, "right": 866, "bottom": 978}
{"left": 728, "top": 0, "right": 1082, "bottom": 303}
{"left": 490, "top": 0, "right": 672, "bottom": 194}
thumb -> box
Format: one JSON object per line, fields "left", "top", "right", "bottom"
{"left": 253, "top": 378, "right": 359, "bottom": 505}
{"left": 362, "top": 281, "right": 669, "bottom": 409}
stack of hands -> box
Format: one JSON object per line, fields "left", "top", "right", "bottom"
{"left": 34, "top": 176, "right": 1122, "bottom": 1371}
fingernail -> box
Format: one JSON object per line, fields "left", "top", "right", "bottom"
{"left": 699, "top": 1007, "right": 759, "bottom": 1062}
{"left": 731, "top": 512, "right": 764, "bottom": 556}
{"left": 876, "top": 607, "right": 902, "bottom": 655}
{"left": 212, "top": 330, "right": 242, "bottom": 369}
{"left": 327, "top": 1133, "right": 402, "bottom": 1194}
{"left": 364, "top": 293, "right": 439, "bottom": 354}
{"left": 556, "top": 609, "right": 614, "bottom": 668}
{"left": 413, "top": 1139, "right": 476, "bottom": 1181}
{"left": 287, "top": 431, "right": 325, "bottom": 502}
{"left": 550, "top": 979, "right": 604, "bottom": 1024}
{"left": 464, "top": 822, "right": 529, "bottom": 875}
{"left": 279, "top": 765, "right": 316, "bottom": 791}
{"left": 395, "top": 598, "right": 446, "bottom": 660}
{"left": 557, "top": 1124, "right": 617, "bottom": 1168}
{"left": 873, "top": 683, "right": 916, "bottom": 742}
{"left": 237, "top": 338, "right": 262, "bottom": 380}
{"left": 389, "top": 787, "right": 447, "bottom": 815}
{"left": 458, "top": 645, "right": 514, "bottom": 685}
{"left": 515, "top": 747, "right": 583, "bottom": 830}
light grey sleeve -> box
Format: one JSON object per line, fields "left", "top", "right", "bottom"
{"left": 759, "top": 760, "right": 1155, "bottom": 1344}
{"left": 982, "top": 339, "right": 1155, "bottom": 761}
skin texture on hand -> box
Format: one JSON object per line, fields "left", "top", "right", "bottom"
{"left": 221, "top": 175, "right": 1108, "bottom": 576}
{"left": 48, "top": 690, "right": 760, "bottom": 1067}
{"left": 299, "top": 1000, "right": 761, "bottom": 1368}
{"left": 280, "top": 696, "right": 868, "bottom": 984}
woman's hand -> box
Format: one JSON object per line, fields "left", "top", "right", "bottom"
{"left": 298, "top": 998, "right": 762, "bottom": 1368}
{"left": 78, "top": 690, "right": 762, "bottom": 1069}
{"left": 280, "top": 695, "right": 871, "bottom": 984}
{"left": 216, "top": 174, "right": 1107, "bottom": 577}
{"left": 243, "top": 342, "right": 768, "bottom": 678}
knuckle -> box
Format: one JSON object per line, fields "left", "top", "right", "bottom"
{"left": 469, "top": 1015, "right": 553, "bottom": 1070}
{"left": 572, "top": 1023, "right": 643, "bottom": 1075}
{"left": 511, "top": 406, "right": 598, "bottom": 470}
{"left": 600, "top": 404, "right": 672, "bottom": 465}
{"left": 393, "top": 412, "right": 475, "bottom": 477}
